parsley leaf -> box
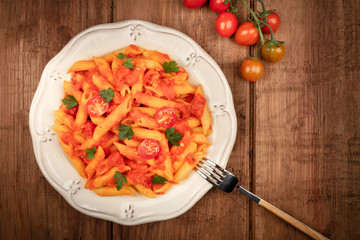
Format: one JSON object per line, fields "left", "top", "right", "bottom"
{"left": 113, "top": 171, "right": 128, "bottom": 190}
{"left": 116, "top": 52, "right": 126, "bottom": 60}
{"left": 152, "top": 175, "right": 168, "bottom": 185}
{"left": 62, "top": 95, "right": 78, "bottom": 109}
{"left": 118, "top": 124, "right": 134, "bottom": 140}
{"left": 122, "top": 58, "right": 134, "bottom": 69}
{"left": 85, "top": 146, "right": 97, "bottom": 160}
{"left": 116, "top": 53, "right": 134, "bottom": 69}
{"left": 162, "top": 60, "right": 180, "bottom": 73}
{"left": 165, "top": 127, "right": 183, "bottom": 146}
{"left": 99, "top": 88, "right": 114, "bottom": 102}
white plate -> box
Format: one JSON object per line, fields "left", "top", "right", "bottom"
{"left": 29, "top": 20, "right": 237, "bottom": 225}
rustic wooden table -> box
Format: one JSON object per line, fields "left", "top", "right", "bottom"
{"left": 1, "top": 0, "right": 359, "bottom": 239}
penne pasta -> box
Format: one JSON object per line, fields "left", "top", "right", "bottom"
{"left": 54, "top": 45, "right": 212, "bottom": 197}
{"left": 93, "top": 94, "right": 132, "bottom": 141}
{"left": 68, "top": 60, "right": 96, "bottom": 73}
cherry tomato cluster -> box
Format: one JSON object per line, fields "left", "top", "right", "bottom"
{"left": 184, "top": 0, "right": 285, "bottom": 82}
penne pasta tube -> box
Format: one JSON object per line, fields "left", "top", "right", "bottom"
{"left": 191, "top": 133, "right": 210, "bottom": 145}
{"left": 54, "top": 110, "right": 74, "bottom": 130}
{"left": 52, "top": 123, "right": 71, "bottom": 134}
{"left": 173, "top": 142, "right": 197, "bottom": 173}
{"left": 187, "top": 118, "right": 201, "bottom": 128}
{"left": 74, "top": 91, "right": 93, "bottom": 128}
{"left": 63, "top": 81, "right": 82, "bottom": 102}
{"left": 85, "top": 146, "right": 105, "bottom": 179}
{"left": 196, "top": 84, "right": 212, "bottom": 136}
{"left": 93, "top": 186, "right": 137, "bottom": 196}
{"left": 93, "top": 94, "right": 132, "bottom": 141}
{"left": 92, "top": 167, "right": 119, "bottom": 189}
{"left": 132, "top": 127, "right": 163, "bottom": 142}
{"left": 135, "top": 92, "right": 177, "bottom": 109}
{"left": 133, "top": 184, "right": 155, "bottom": 198}
{"left": 93, "top": 56, "right": 114, "bottom": 85}
{"left": 68, "top": 60, "right": 96, "bottom": 73}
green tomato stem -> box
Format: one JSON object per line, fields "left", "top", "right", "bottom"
{"left": 241, "top": 0, "right": 265, "bottom": 45}
{"left": 257, "top": 0, "right": 267, "bottom": 14}
{"left": 254, "top": 44, "right": 262, "bottom": 58}
{"left": 260, "top": 20, "right": 275, "bottom": 41}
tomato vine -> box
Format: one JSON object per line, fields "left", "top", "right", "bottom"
{"left": 183, "top": 0, "right": 286, "bottom": 81}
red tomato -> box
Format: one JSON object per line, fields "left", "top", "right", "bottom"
{"left": 215, "top": 12, "right": 238, "bottom": 37}
{"left": 87, "top": 95, "right": 109, "bottom": 117}
{"left": 209, "top": 0, "right": 229, "bottom": 12}
{"left": 155, "top": 107, "right": 178, "bottom": 128}
{"left": 240, "top": 59, "right": 264, "bottom": 82}
{"left": 260, "top": 12, "right": 281, "bottom": 34}
{"left": 138, "top": 139, "right": 160, "bottom": 159}
{"left": 234, "top": 22, "right": 259, "bottom": 46}
{"left": 184, "top": 0, "right": 207, "bottom": 8}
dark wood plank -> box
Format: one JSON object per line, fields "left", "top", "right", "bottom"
{"left": 113, "top": 1, "right": 251, "bottom": 239}
{"left": 0, "top": 0, "right": 112, "bottom": 239}
{"left": 253, "top": 0, "right": 360, "bottom": 239}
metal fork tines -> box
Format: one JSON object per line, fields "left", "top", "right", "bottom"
{"left": 195, "top": 158, "right": 239, "bottom": 193}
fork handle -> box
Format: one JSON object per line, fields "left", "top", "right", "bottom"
{"left": 237, "top": 186, "right": 329, "bottom": 240}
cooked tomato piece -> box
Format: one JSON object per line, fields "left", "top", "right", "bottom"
{"left": 138, "top": 139, "right": 160, "bottom": 159}
{"left": 81, "top": 120, "right": 96, "bottom": 138}
{"left": 63, "top": 104, "right": 78, "bottom": 117}
{"left": 144, "top": 69, "right": 160, "bottom": 86}
{"left": 189, "top": 94, "right": 206, "bottom": 118}
{"left": 155, "top": 107, "right": 178, "bottom": 128}
{"left": 87, "top": 95, "right": 109, "bottom": 117}
{"left": 124, "top": 68, "right": 141, "bottom": 86}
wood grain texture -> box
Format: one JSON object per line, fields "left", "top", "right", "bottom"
{"left": 0, "top": 0, "right": 112, "bottom": 239}
{"left": 1, "top": 0, "right": 359, "bottom": 239}
{"left": 253, "top": 0, "right": 360, "bottom": 239}
{"left": 112, "top": 1, "right": 250, "bottom": 239}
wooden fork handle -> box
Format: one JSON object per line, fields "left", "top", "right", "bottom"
{"left": 237, "top": 186, "right": 329, "bottom": 240}
{"left": 258, "top": 200, "right": 329, "bottom": 240}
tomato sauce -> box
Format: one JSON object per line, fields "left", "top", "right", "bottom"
{"left": 124, "top": 68, "right": 141, "bottom": 86}
{"left": 98, "top": 131, "right": 115, "bottom": 148}
{"left": 81, "top": 120, "right": 96, "bottom": 138}
{"left": 175, "top": 102, "right": 191, "bottom": 119}
{"left": 170, "top": 146, "right": 185, "bottom": 163}
{"left": 159, "top": 79, "right": 176, "bottom": 100}
{"left": 144, "top": 69, "right": 160, "bottom": 86}
{"left": 114, "top": 66, "right": 136, "bottom": 87}
{"left": 173, "top": 120, "right": 192, "bottom": 145}
{"left": 125, "top": 159, "right": 150, "bottom": 186}
{"left": 62, "top": 104, "right": 78, "bottom": 117}
{"left": 154, "top": 153, "right": 166, "bottom": 170}
{"left": 185, "top": 153, "right": 195, "bottom": 164}
{"left": 189, "top": 94, "right": 206, "bottom": 118}
{"left": 96, "top": 151, "right": 125, "bottom": 176}
{"left": 60, "top": 133, "right": 86, "bottom": 159}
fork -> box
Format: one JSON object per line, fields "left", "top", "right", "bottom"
{"left": 195, "top": 158, "right": 329, "bottom": 240}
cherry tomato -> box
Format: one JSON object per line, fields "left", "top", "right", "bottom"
{"left": 184, "top": 0, "right": 207, "bottom": 8}
{"left": 215, "top": 12, "right": 238, "bottom": 37}
{"left": 155, "top": 107, "right": 178, "bottom": 128}
{"left": 234, "top": 22, "right": 259, "bottom": 46}
{"left": 240, "top": 59, "right": 264, "bottom": 82}
{"left": 260, "top": 12, "right": 281, "bottom": 34}
{"left": 138, "top": 139, "right": 160, "bottom": 159}
{"left": 209, "top": 0, "right": 229, "bottom": 12}
{"left": 261, "top": 42, "right": 285, "bottom": 63}
{"left": 87, "top": 95, "right": 109, "bottom": 117}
